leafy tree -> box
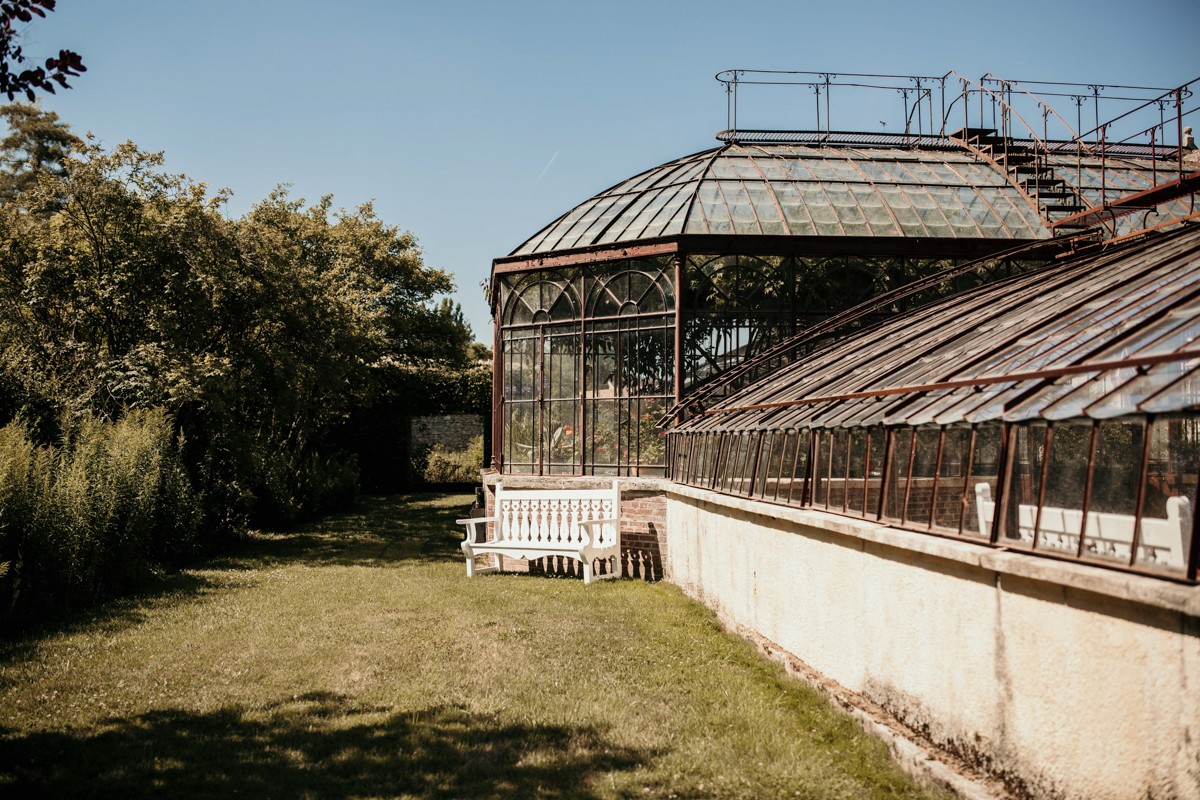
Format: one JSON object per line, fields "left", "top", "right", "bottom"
{"left": 0, "top": 135, "right": 464, "bottom": 526}
{"left": 395, "top": 296, "right": 475, "bottom": 367}
{"left": 467, "top": 342, "right": 492, "bottom": 363}
{"left": 0, "top": 101, "right": 78, "bottom": 201}
{"left": 0, "top": 1, "right": 84, "bottom": 102}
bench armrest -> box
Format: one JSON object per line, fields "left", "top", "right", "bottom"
{"left": 578, "top": 517, "right": 619, "bottom": 548}
{"left": 456, "top": 516, "right": 496, "bottom": 545}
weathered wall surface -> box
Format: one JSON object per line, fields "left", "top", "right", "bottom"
{"left": 664, "top": 485, "right": 1200, "bottom": 800}
{"left": 410, "top": 414, "right": 482, "bottom": 455}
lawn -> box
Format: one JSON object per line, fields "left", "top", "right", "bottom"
{"left": 0, "top": 493, "right": 949, "bottom": 799}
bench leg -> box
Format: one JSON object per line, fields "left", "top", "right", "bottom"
{"left": 465, "top": 552, "right": 503, "bottom": 578}
{"left": 582, "top": 560, "right": 593, "bottom": 585}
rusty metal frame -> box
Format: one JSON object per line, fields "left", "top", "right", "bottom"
{"left": 700, "top": 347, "right": 1200, "bottom": 419}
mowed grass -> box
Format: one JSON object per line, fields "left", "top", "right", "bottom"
{"left": 0, "top": 493, "right": 949, "bottom": 799}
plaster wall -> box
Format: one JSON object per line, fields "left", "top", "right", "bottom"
{"left": 665, "top": 486, "right": 1200, "bottom": 800}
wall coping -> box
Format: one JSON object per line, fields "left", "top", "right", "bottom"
{"left": 666, "top": 482, "right": 1200, "bottom": 619}
{"left": 482, "top": 473, "right": 670, "bottom": 493}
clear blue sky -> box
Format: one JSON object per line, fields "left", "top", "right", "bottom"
{"left": 16, "top": 0, "right": 1200, "bottom": 341}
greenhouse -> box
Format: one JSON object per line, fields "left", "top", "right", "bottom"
{"left": 482, "top": 72, "right": 1200, "bottom": 799}
{"left": 490, "top": 72, "right": 1198, "bottom": 480}
{"left": 666, "top": 224, "right": 1200, "bottom": 581}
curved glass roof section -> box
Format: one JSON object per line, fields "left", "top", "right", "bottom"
{"left": 512, "top": 142, "right": 1053, "bottom": 257}
{"left": 674, "top": 224, "right": 1200, "bottom": 434}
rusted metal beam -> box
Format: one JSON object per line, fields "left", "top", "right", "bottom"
{"left": 1049, "top": 171, "right": 1200, "bottom": 230}
{"left": 700, "top": 346, "right": 1200, "bottom": 418}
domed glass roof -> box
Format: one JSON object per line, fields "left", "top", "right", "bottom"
{"left": 512, "top": 139, "right": 1053, "bottom": 257}
{"left": 509, "top": 135, "right": 1189, "bottom": 259}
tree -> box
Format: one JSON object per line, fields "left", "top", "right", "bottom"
{"left": 0, "top": 134, "right": 465, "bottom": 525}
{"left": 0, "top": 102, "right": 78, "bottom": 201}
{"left": 395, "top": 296, "right": 475, "bottom": 367}
{"left": 0, "top": 1, "right": 84, "bottom": 102}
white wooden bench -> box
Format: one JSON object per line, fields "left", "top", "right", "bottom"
{"left": 974, "top": 483, "right": 1191, "bottom": 569}
{"left": 457, "top": 481, "right": 622, "bottom": 584}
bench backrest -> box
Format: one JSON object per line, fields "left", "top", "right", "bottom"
{"left": 974, "top": 482, "right": 1190, "bottom": 568}
{"left": 494, "top": 481, "right": 621, "bottom": 548}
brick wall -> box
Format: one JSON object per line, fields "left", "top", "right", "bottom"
{"left": 478, "top": 473, "right": 668, "bottom": 580}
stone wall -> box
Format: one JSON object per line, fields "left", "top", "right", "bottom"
{"left": 410, "top": 414, "right": 483, "bottom": 455}
{"left": 663, "top": 483, "right": 1200, "bottom": 800}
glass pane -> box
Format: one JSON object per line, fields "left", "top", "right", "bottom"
{"left": 588, "top": 399, "right": 618, "bottom": 469}
{"left": 544, "top": 400, "right": 579, "bottom": 475}
{"left": 505, "top": 402, "right": 536, "bottom": 473}
{"left": 812, "top": 430, "right": 831, "bottom": 508}
{"left": 770, "top": 432, "right": 793, "bottom": 501}
{"left": 1004, "top": 424, "right": 1047, "bottom": 546}
{"left": 845, "top": 428, "right": 869, "bottom": 515}
{"left": 1136, "top": 417, "right": 1196, "bottom": 573}
{"left": 932, "top": 428, "right": 971, "bottom": 533}
{"left": 791, "top": 431, "right": 811, "bottom": 505}
{"left": 1083, "top": 421, "right": 1144, "bottom": 565}
{"left": 904, "top": 429, "right": 941, "bottom": 528}
{"left": 1036, "top": 424, "right": 1092, "bottom": 555}
{"left": 635, "top": 398, "right": 668, "bottom": 474}
{"left": 827, "top": 429, "right": 850, "bottom": 511}
{"left": 755, "top": 433, "right": 777, "bottom": 499}
{"left": 883, "top": 428, "right": 914, "bottom": 522}
{"left": 863, "top": 427, "right": 886, "bottom": 518}
{"left": 965, "top": 426, "right": 1002, "bottom": 539}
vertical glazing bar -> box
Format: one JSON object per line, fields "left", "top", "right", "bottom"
{"left": 992, "top": 424, "right": 1016, "bottom": 545}
{"left": 492, "top": 312, "right": 504, "bottom": 471}
{"left": 877, "top": 427, "right": 894, "bottom": 521}
{"left": 1129, "top": 418, "right": 1154, "bottom": 568}
{"left": 825, "top": 431, "right": 835, "bottom": 509}
{"left": 691, "top": 433, "right": 701, "bottom": 484}
{"left": 1032, "top": 426, "right": 1054, "bottom": 551}
{"left": 787, "top": 430, "right": 804, "bottom": 506}
{"left": 674, "top": 252, "right": 684, "bottom": 407}
{"left": 577, "top": 272, "right": 587, "bottom": 476}
{"left": 861, "top": 430, "right": 872, "bottom": 518}
{"left": 928, "top": 428, "right": 945, "bottom": 531}
{"left": 901, "top": 428, "right": 918, "bottom": 521}
{"left": 710, "top": 433, "right": 724, "bottom": 491}
{"left": 1075, "top": 424, "right": 1099, "bottom": 560}
{"left": 840, "top": 430, "right": 851, "bottom": 514}
{"left": 956, "top": 427, "right": 977, "bottom": 536}
{"left": 536, "top": 326, "right": 545, "bottom": 476}
{"left": 1186, "top": 470, "right": 1200, "bottom": 583}
{"left": 772, "top": 432, "right": 788, "bottom": 503}
{"left": 747, "top": 431, "right": 765, "bottom": 498}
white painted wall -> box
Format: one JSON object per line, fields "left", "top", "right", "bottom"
{"left": 665, "top": 486, "right": 1200, "bottom": 800}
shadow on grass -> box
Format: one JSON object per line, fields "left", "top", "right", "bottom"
{"left": 0, "top": 494, "right": 469, "bottom": 661}
{"left": 0, "top": 691, "right": 649, "bottom": 799}
{"left": 226, "top": 492, "right": 471, "bottom": 570}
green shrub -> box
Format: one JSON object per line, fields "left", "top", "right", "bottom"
{"left": 249, "top": 446, "right": 360, "bottom": 530}
{"left": 0, "top": 409, "right": 202, "bottom": 623}
{"left": 421, "top": 435, "right": 484, "bottom": 484}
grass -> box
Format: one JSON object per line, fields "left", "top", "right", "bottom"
{"left": 0, "top": 493, "right": 950, "bottom": 799}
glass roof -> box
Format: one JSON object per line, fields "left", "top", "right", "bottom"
{"left": 674, "top": 224, "right": 1200, "bottom": 433}
{"left": 512, "top": 142, "right": 1053, "bottom": 256}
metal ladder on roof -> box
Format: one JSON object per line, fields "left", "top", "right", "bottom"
{"left": 948, "top": 126, "right": 1091, "bottom": 229}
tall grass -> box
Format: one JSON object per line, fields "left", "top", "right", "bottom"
{"left": 0, "top": 409, "right": 201, "bottom": 623}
